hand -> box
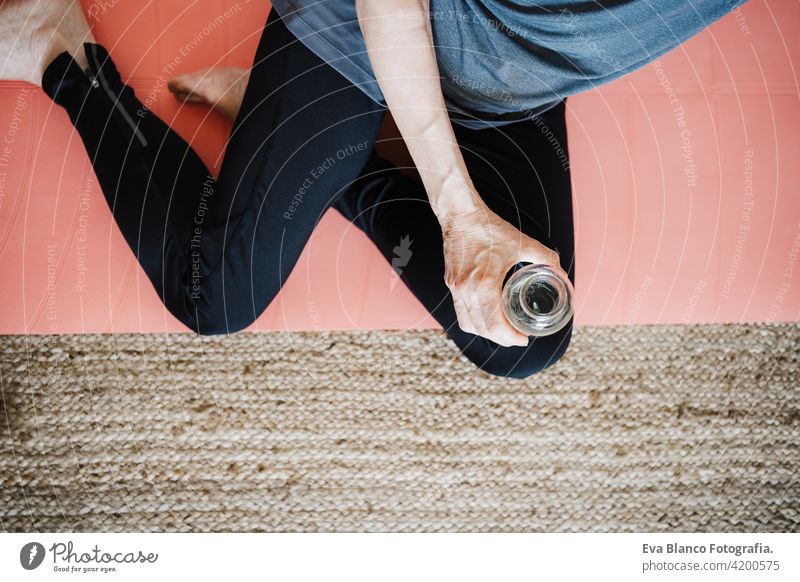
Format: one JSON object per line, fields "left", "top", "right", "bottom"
{"left": 440, "top": 197, "right": 568, "bottom": 347}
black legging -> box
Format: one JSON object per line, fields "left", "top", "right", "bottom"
{"left": 41, "top": 9, "right": 574, "bottom": 379}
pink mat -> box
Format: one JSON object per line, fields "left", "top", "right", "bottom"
{"left": 0, "top": 0, "right": 798, "bottom": 334}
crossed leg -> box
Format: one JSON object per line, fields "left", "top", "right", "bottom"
{"left": 334, "top": 104, "right": 576, "bottom": 378}
{"left": 8, "top": 1, "right": 574, "bottom": 377}
{"left": 35, "top": 8, "right": 386, "bottom": 334}
{"left": 171, "top": 38, "right": 577, "bottom": 379}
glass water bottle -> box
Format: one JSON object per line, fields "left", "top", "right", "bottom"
{"left": 502, "top": 263, "right": 574, "bottom": 337}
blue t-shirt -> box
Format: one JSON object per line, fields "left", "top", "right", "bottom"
{"left": 270, "top": 0, "right": 744, "bottom": 127}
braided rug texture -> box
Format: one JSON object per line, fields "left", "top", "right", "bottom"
{"left": 1, "top": 324, "right": 798, "bottom": 532}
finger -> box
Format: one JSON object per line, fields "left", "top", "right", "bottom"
{"left": 474, "top": 323, "right": 528, "bottom": 347}
{"left": 481, "top": 316, "right": 530, "bottom": 347}
{"left": 518, "top": 248, "right": 571, "bottom": 284}
{"left": 518, "top": 245, "right": 562, "bottom": 269}
{"left": 469, "top": 298, "right": 530, "bottom": 348}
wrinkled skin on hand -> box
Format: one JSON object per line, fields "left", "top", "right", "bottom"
{"left": 440, "top": 196, "right": 568, "bottom": 347}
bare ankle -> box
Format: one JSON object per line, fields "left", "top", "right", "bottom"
{"left": 36, "top": 30, "right": 90, "bottom": 85}
{"left": 1, "top": 0, "right": 94, "bottom": 86}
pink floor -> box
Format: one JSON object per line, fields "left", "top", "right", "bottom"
{"left": 0, "top": 0, "right": 798, "bottom": 334}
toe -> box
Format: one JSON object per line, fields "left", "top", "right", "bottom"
{"left": 167, "top": 75, "right": 194, "bottom": 96}
{"left": 170, "top": 90, "right": 206, "bottom": 104}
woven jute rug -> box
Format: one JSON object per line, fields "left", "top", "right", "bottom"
{"left": 1, "top": 324, "right": 798, "bottom": 532}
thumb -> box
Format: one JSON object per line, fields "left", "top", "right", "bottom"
{"left": 518, "top": 244, "right": 561, "bottom": 269}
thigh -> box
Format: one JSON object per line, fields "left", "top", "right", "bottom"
{"left": 191, "top": 9, "right": 386, "bottom": 333}
{"left": 451, "top": 103, "right": 575, "bottom": 376}
{"left": 453, "top": 101, "right": 575, "bottom": 281}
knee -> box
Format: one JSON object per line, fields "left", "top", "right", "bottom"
{"left": 193, "top": 310, "right": 257, "bottom": 336}
{"left": 460, "top": 323, "right": 573, "bottom": 379}
{"left": 163, "top": 233, "right": 276, "bottom": 335}
{"left": 167, "top": 294, "right": 260, "bottom": 336}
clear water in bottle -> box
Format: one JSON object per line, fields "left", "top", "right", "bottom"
{"left": 502, "top": 264, "right": 574, "bottom": 337}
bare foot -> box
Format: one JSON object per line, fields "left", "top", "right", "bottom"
{"left": 168, "top": 68, "right": 250, "bottom": 122}
{"left": 0, "top": 0, "right": 95, "bottom": 85}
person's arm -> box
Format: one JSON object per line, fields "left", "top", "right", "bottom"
{"left": 356, "top": 0, "right": 567, "bottom": 347}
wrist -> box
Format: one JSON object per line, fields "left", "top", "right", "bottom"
{"left": 428, "top": 175, "right": 485, "bottom": 223}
